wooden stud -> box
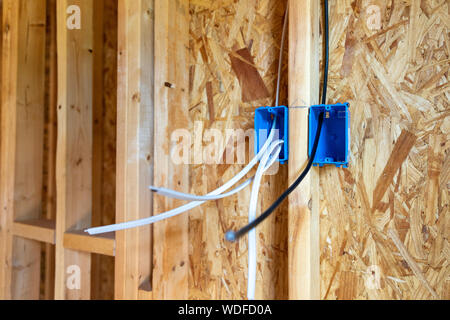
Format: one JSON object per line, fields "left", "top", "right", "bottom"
{"left": 115, "top": 0, "right": 154, "bottom": 300}
{"left": 0, "top": 0, "right": 20, "bottom": 300}
{"left": 153, "top": 0, "right": 190, "bottom": 300}
{"left": 91, "top": 0, "right": 105, "bottom": 300}
{"left": 43, "top": 0, "right": 58, "bottom": 301}
{"left": 55, "top": 0, "right": 94, "bottom": 300}
{"left": 288, "top": 0, "right": 320, "bottom": 300}
{"left": 0, "top": 0, "right": 47, "bottom": 300}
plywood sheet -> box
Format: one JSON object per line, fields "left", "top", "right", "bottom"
{"left": 320, "top": 0, "right": 449, "bottom": 300}
{"left": 188, "top": 0, "right": 289, "bottom": 300}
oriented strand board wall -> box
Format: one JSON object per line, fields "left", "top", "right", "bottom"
{"left": 188, "top": 0, "right": 289, "bottom": 299}
{"left": 321, "top": 0, "right": 449, "bottom": 300}
{"left": 188, "top": 0, "right": 448, "bottom": 300}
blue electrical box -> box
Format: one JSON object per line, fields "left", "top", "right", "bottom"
{"left": 309, "top": 103, "right": 350, "bottom": 168}
{"left": 255, "top": 106, "right": 289, "bottom": 164}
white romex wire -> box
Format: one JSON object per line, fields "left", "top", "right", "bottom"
{"left": 247, "top": 139, "right": 283, "bottom": 300}
{"left": 149, "top": 144, "right": 282, "bottom": 202}
{"left": 146, "top": 139, "right": 284, "bottom": 301}
{"left": 153, "top": 139, "right": 283, "bottom": 300}
{"left": 149, "top": 178, "right": 253, "bottom": 201}
{"left": 85, "top": 122, "right": 278, "bottom": 235}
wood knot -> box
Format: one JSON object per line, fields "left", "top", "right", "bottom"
{"left": 132, "top": 93, "right": 140, "bottom": 102}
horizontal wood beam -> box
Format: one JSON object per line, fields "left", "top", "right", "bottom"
{"left": 13, "top": 220, "right": 56, "bottom": 245}
{"left": 63, "top": 231, "right": 115, "bottom": 257}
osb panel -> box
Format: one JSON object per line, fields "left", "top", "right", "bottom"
{"left": 188, "top": 0, "right": 289, "bottom": 299}
{"left": 321, "top": 0, "right": 449, "bottom": 300}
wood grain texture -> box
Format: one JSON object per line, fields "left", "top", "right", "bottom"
{"left": 64, "top": 231, "right": 115, "bottom": 257}
{"left": 320, "top": 0, "right": 449, "bottom": 300}
{"left": 90, "top": 0, "right": 117, "bottom": 301}
{"left": 288, "top": 0, "right": 320, "bottom": 300}
{"left": 153, "top": 0, "right": 190, "bottom": 300}
{"left": 0, "top": 0, "right": 47, "bottom": 300}
{"left": 188, "top": 0, "right": 289, "bottom": 300}
{"left": 229, "top": 47, "right": 270, "bottom": 102}
{"left": 42, "top": 0, "right": 57, "bottom": 301}
{"left": 55, "top": 0, "right": 94, "bottom": 300}
{"left": 12, "top": 0, "right": 47, "bottom": 300}
{"left": 91, "top": 0, "right": 105, "bottom": 301}
{"left": 0, "top": 1, "right": 20, "bottom": 298}
{"left": 115, "top": 0, "right": 153, "bottom": 300}
{"left": 13, "top": 219, "right": 55, "bottom": 245}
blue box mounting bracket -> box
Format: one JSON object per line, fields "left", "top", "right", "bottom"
{"left": 255, "top": 106, "right": 289, "bottom": 164}
{"left": 309, "top": 103, "right": 350, "bottom": 168}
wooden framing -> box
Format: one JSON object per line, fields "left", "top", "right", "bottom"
{"left": 13, "top": 220, "right": 56, "bottom": 245}
{"left": 0, "top": 0, "right": 21, "bottom": 299}
{"left": 64, "top": 231, "right": 115, "bottom": 257}
{"left": 288, "top": 0, "right": 320, "bottom": 300}
{"left": 152, "top": 0, "right": 190, "bottom": 300}
{"left": 0, "top": 0, "right": 47, "bottom": 300}
{"left": 43, "top": 0, "right": 58, "bottom": 300}
{"left": 91, "top": 0, "right": 105, "bottom": 300}
{"left": 55, "top": 0, "right": 94, "bottom": 300}
{"left": 0, "top": 0, "right": 447, "bottom": 301}
{"left": 115, "top": 0, "right": 154, "bottom": 300}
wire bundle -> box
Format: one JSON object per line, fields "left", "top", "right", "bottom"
{"left": 225, "top": 0, "right": 330, "bottom": 243}
{"left": 84, "top": 124, "right": 281, "bottom": 235}
{"left": 85, "top": 0, "right": 330, "bottom": 301}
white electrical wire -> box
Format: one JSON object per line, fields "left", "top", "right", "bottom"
{"left": 247, "top": 139, "right": 284, "bottom": 300}
{"left": 275, "top": 5, "right": 289, "bottom": 107}
{"left": 148, "top": 140, "right": 284, "bottom": 301}
{"left": 86, "top": 4, "right": 290, "bottom": 304}
{"left": 247, "top": 4, "right": 289, "bottom": 299}
{"left": 149, "top": 179, "right": 253, "bottom": 201}
{"left": 85, "top": 122, "right": 278, "bottom": 235}
{"left": 149, "top": 145, "right": 281, "bottom": 202}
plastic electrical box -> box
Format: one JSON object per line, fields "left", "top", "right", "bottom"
{"left": 309, "top": 103, "right": 350, "bottom": 168}
{"left": 255, "top": 106, "right": 289, "bottom": 164}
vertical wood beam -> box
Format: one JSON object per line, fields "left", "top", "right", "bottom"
{"left": 91, "top": 0, "right": 104, "bottom": 300}
{"left": 153, "top": 0, "right": 189, "bottom": 300}
{"left": 55, "top": 0, "right": 94, "bottom": 300}
{"left": 115, "top": 0, "right": 153, "bottom": 300}
{"left": 288, "top": 0, "right": 320, "bottom": 300}
{"left": 0, "top": 0, "right": 47, "bottom": 300}
{"left": 0, "top": 0, "right": 20, "bottom": 300}
{"left": 43, "top": 0, "right": 58, "bottom": 300}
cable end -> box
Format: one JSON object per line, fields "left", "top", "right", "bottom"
{"left": 225, "top": 231, "right": 237, "bottom": 242}
{"left": 149, "top": 186, "right": 158, "bottom": 193}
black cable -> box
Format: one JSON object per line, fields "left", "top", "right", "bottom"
{"left": 322, "top": 0, "right": 329, "bottom": 105}
{"left": 226, "top": 112, "right": 324, "bottom": 242}
{"left": 225, "top": 0, "right": 330, "bottom": 243}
